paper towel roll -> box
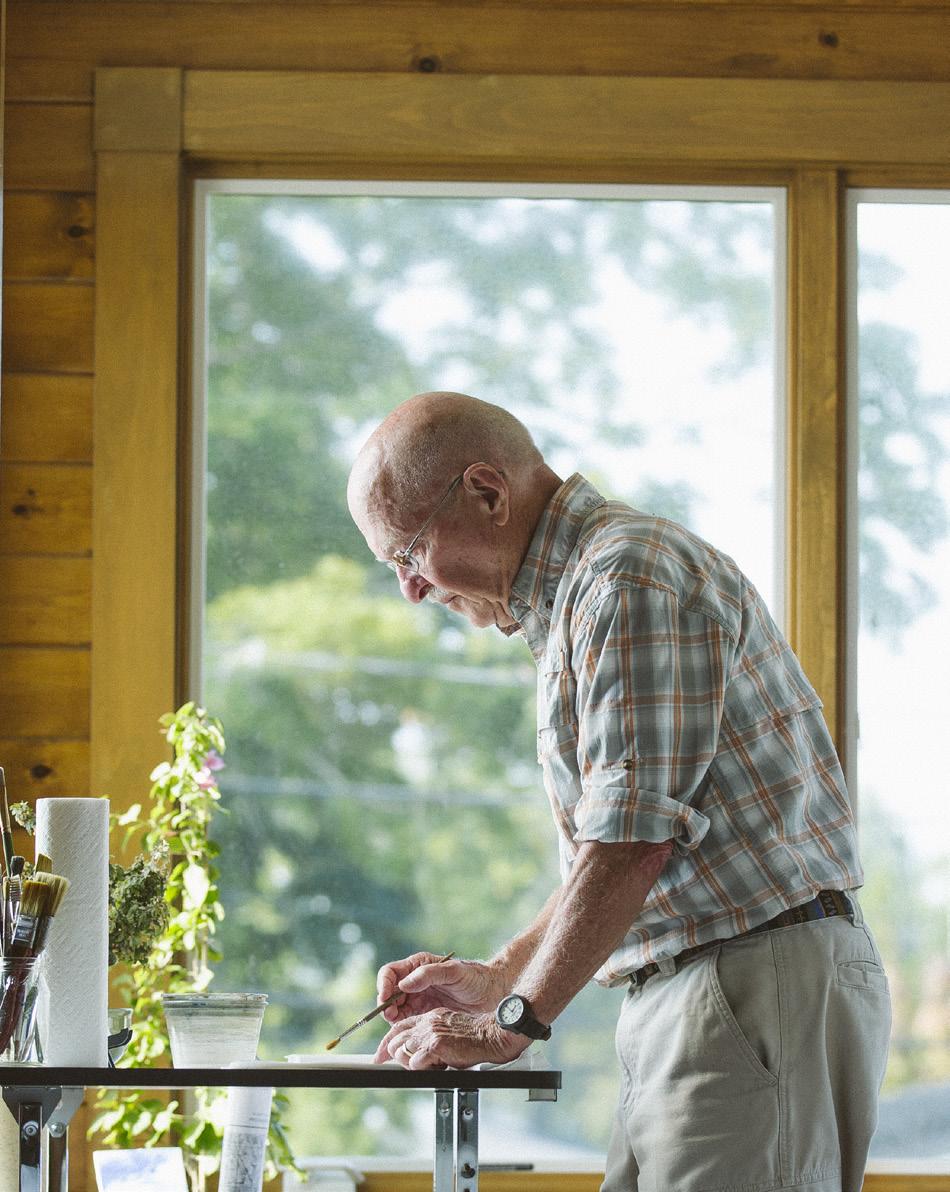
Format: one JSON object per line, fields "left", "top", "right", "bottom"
{"left": 36, "top": 798, "right": 110, "bottom": 1067}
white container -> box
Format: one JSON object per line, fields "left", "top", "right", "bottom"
{"left": 218, "top": 1084, "right": 273, "bottom": 1192}
{"left": 161, "top": 993, "right": 267, "bottom": 1067}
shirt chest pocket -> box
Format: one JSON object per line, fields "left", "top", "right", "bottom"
{"left": 537, "top": 654, "right": 582, "bottom": 813}
{"left": 538, "top": 650, "right": 578, "bottom": 735}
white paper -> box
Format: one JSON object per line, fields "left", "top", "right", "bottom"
{"left": 93, "top": 1148, "right": 189, "bottom": 1192}
{"left": 241, "top": 1054, "right": 400, "bottom": 1070}
{"left": 276, "top": 1045, "right": 550, "bottom": 1071}
{"left": 36, "top": 797, "right": 110, "bottom": 1066}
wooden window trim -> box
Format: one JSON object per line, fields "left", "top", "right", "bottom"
{"left": 92, "top": 67, "right": 950, "bottom": 1190}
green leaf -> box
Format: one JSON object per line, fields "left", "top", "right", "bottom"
{"left": 183, "top": 863, "right": 211, "bottom": 908}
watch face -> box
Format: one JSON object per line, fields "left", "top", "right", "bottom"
{"left": 498, "top": 995, "right": 525, "bottom": 1026}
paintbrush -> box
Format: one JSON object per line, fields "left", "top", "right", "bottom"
{"left": 28, "top": 872, "right": 70, "bottom": 956}
{"left": 325, "top": 951, "right": 455, "bottom": 1051}
{"left": 8, "top": 879, "right": 49, "bottom": 958}
{"left": 0, "top": 768, "right": 12, "bottom": 877}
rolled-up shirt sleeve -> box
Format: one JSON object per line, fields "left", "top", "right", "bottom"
{"left": 570, "top": 583, "right": 732, "bottom": 850}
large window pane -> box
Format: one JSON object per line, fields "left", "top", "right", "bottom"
{"left": 195, "top": 183, "right": 783, "bottom": 1163}
{"left": 850, "top": 195, "right": 950, "bottom": 1166}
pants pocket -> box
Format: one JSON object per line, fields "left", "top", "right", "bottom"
{"left": 837, "top": 959, "right": 889, "bottom": 992}
{"left": 708, "top": 937, "right": 781, "bottom": 1082}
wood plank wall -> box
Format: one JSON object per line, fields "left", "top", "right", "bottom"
{"left": 4, "top": 3, "right": 950, "bottom": 1189}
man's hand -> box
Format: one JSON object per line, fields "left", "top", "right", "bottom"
{"left": 376, "top": 951, "right": 505, "bottom": 1023}
{"left": 375, "top": 1008, "right": 530, "bottom": 1070}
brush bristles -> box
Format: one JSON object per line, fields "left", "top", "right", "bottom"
{"left": 325, "top": 1038, "right": 340, "bottom": 1051}
{"left": 6, "top": 873, "right": 70, "bottom": 957}
{"left": 32, "top": 871, "right": 70, "bottom": 915}
{"left": 17, "top": 879, "right": 48, "bottom": 920}
{"left": 34, "top": 853, "right": 53, "bottom": 875}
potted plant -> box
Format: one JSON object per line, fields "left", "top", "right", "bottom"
{"left": 14, "top": 703, "right": 297, "bottom": 1189}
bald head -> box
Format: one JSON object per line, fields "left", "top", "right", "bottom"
{"left": 347, "top": 391, "right": 546, "bottom": 527}
{"left": 346, "top": 392, "right": 562, "bottom": 629}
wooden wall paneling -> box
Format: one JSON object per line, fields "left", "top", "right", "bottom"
{"left": 3, "top": 192, "right": 95, "bottom": 280}
{"left": 92, "top": 67, "right": 182, "bottom": 809}
{"left": 1, "top": 281, "right": 94, "bottom": 371}
{"left": 863, "top": 1180, "right": 950, "bottom": 1192}
{"left": 0, "top": 738, "right": 89, "bottom": 799}
{"left": 0, "top": 373, "right": 93, "bottom": 461}
{"left": 0, "top": 461, "right": 92, "bottom": 552}
{"left": 3, "top": 102, "right": 94, "bottom": 190}
{"left": 361, "top": 1175, "right": 603, "bottom": 1192}
{"left": 0, "top": 646, "right": 91, "bottom": 737}
{"left": 330, "top": 1170, "right": 950, "bottom": 1192}
{"left": 0, "top": 736, "right": 91, "bottom": 859}
{"left": 10, "top": 2, "right": 950, "bottom": 93}
{"left": 3, "top": 55, "right": 92, "bottom": 102}
{"left": 0, "top": 555, "right": 91, "bottom": 644}
{"left": 183, "top": 72, "right": 950, "bottom": 167}
{"left": 786, "top": 167, "right": 844, "bottom": 743}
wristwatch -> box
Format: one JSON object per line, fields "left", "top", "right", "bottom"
{"left": 494, "top": 993, "right": 552, "bottom": 1041}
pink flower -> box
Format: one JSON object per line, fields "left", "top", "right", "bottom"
{"left": 204, "top": 750, "right": 225, "bottom": 772}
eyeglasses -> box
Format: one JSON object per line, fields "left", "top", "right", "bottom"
{"left": 388, "top": 473, "right": 465, "bottom": 574}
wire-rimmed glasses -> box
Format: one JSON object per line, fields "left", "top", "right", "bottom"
{"left": 388, "top": 473, "right": 465, "bottom": 574}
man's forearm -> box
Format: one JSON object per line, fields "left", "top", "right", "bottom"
{"left": 487, "top": 886, "right": 562, "bottom": 989}
{"left": 510, "top": 839, "right": 671, "bottom": 1026}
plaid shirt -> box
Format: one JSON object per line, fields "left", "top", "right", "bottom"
{"left": 507, "top": 474, "right": 862, "bottom": 985}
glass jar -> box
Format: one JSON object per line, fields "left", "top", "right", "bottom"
{"left": 161, "top": 993, "right": 267, "bottom": 1067}
{"left": 0, "top": 956, "right": 43, "bottom": 1063}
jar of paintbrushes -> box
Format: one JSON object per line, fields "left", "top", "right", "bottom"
{"left": 0, "top": 768, "right": 70, "bottom": 1063}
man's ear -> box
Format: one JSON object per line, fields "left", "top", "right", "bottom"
{"left": 463, "top": 463, "right": 510, "bottom": 527}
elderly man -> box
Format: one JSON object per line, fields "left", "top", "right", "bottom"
{"left": 346, "top": 391, "right": 891, "bottom": 1192}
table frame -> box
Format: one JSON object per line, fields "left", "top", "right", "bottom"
{"left": 1, "top": 1065, "right": 561, "bottom": 1192}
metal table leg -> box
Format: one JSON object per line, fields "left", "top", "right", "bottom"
{"left": 455, "top": 1089, "right": 478, "bottom": 1192}
{"left": 46, "top": 1087, "right": 84, "bottom": 1192}
{"left": 434, "top": 1089, "right": 454, "bottom": 1192}
{"left": 2, "top": 1085, "right": 63, "bottom": 1192}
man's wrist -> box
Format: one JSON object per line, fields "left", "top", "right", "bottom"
{"left": 485, "top": 955, "right": 517, "bottom": 1001}
{"left": 494, "top": 993, "right": 552, "bottom": 1041}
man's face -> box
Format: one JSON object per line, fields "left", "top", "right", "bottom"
{"left": 351, "top": 483, "right": 518, "bottom": 632}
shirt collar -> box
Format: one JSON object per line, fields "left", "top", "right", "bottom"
{"left": 506, "top": 474, "right": 607, "bottom": 657}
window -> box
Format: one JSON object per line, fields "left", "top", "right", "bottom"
{"left": 848, "top": 193, "right": 950, "bottom": 1169}
{"left": 192, "top": 181, "right": 785, "bottom": 1162}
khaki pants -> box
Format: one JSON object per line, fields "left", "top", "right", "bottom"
{"left": 602, "top": 903, "right": 891, "bottom": 1192}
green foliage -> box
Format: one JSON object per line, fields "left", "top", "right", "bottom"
{"left": 857, "top": 318, "right": 950, "bottom": 638}
{"left": 197, "top": 193, "right": 949, "bottom": 1160}
{"left": 10, "top": 802, "right": 35, "bottom": 835}
{"left": 89, "top": 702, "right": 299, "bottom": 1185}
{"left": 108, "top": 851, "right": 171, "bottom": 967}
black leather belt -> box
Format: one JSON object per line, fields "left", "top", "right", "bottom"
{"left": 628, "top": 889, "right": 854, "bottom": 989}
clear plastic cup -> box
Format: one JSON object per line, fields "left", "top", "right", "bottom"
{"left": 161, "top": 993, "right": 267, "bottom": 1068}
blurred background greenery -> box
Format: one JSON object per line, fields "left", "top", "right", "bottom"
{"left": 196, "top": 190, "right": 949, "bottom": 1162}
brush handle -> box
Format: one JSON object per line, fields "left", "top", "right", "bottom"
{"left": 332, "top": 951, "right": 457, "bottom": 1046}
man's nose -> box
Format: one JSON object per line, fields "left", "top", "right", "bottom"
{"left": 397, "top": 568, "right": 430, "bottom": 604}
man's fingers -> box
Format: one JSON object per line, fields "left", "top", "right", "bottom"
{"left": 378, "top": 951, "right": 452, "bottom": 1000}
{"left": 407, "top": 1043, "right": 446, "bottom": 1071}
{"left": 376, "top": 1013, "right": 424, "bottom": 1060}
{"left": 400, "top": 958, "right": 458, "bottom": 993}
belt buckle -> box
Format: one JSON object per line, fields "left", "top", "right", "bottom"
{"left": 629, "top": 961, "right": 660, "bottom": 989}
